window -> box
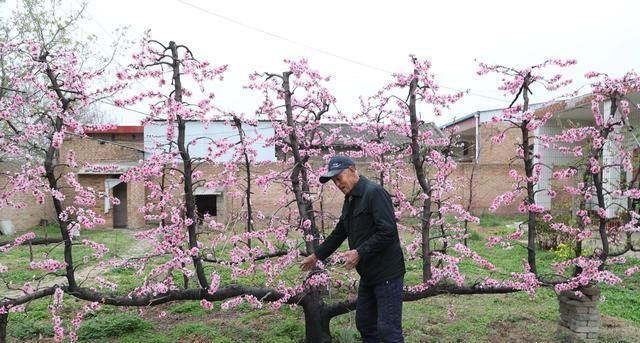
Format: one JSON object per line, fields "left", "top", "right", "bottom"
{"left": 195, "top": 194, "right": 218, "bottom": 219}
{"left": 461, "top": 141, "right": 470, "bottom": 156}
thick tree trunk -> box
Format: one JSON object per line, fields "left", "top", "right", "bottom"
{"left": 301, "top": 292, "right": 332, "bottom": 343}
{"left": 0, "top": 313, "right": 6, "bottom": 343}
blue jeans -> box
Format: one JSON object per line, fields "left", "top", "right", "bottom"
{"left": 356, "top": 276, "right": 404, "bottom": 343}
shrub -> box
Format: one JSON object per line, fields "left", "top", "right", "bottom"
{"left": 551, "top": 243, "right": 575, "bottom": 261}
{"left": 536, "top": 214, "right": 575, "bottom": 250}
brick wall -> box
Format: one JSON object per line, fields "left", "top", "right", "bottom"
{"left": 60, "top": 134, "right": 143, "bottom": 164}
{"left": 58, "top": 135, "right": 145, "bottom": 229}
{"left": 0, "top": 162, "right": 57, "bottom": 233}
{"left": 448, "top": 162, "right": 522, "bottom": 214}
{"left": 127, "top": 180, "right": 146, "bottom": 228}
{"left": 478, "top": 122, "right": 522, "bottom": 165}
{"left": 40, "top": 122, "right": 530, "bottom": 233}
{"left": 451, "top": 122, "right": 525, "bottom": 214}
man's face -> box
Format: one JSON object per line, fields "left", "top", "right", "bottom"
{"left": 332, "top": 166, "right": 358, "bottom": 194}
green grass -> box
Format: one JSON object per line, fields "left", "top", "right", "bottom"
{"left": 168, "top": 301, "right": 208, "bottom": 315}
{"left": 7, "top": 315, "right": 54, "bottom": 339}
{"left": 3, "top": 219, "right": 640, "bottom": 342}
{"left": 168, "top": 322, "right": 219, "bottom": 341}
{"left": 1, "top": 225, "right": 136, "bottom": 285}
{"left": 478, "top": 213, "right": 527, "bottom": 227}
{"left": 76, "top": 313, "right": 153, "bottom": 341}
{"left": 600, "top": 258, "right": 640, "bottom": 324}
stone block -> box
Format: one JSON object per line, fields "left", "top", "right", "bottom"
{"left": 571, "top": 313, "right": 599, "bottom": 322}
{"left": 587, "top": 320, "right": 600, "bottom": 328}
{"left": 563, "top": 299, "right": 582, "bottom": 306}
{"left": 574, "top": 306, "right": 590, "bottom": 314}
{"left": 574, "top": 325, "right": 599, "bottom": 333}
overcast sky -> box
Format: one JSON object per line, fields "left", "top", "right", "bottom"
{"left": 3, "top": 0, "right": 640, "bottom": 125}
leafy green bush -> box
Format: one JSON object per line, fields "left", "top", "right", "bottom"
{"left": 551, "top": 242, "right": 576, "bottom": 261}
{"left": 536, "top": 214, "right": 575, "bottom": 250}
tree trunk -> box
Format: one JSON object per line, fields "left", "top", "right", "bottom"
{"left": 0, "top": 313, "right": 7, "bottom": 343}
{"left": 282, "top": 71, "right": 320, "bottom": 254}
{"left": 302, "top": 292, "right": 332, "bottom": 343}
{"left": 519, "top": 76, "right": 539, "bottom": 275}
{"left": 406, "top": 73, "right": 433, "bottom": 281}
{"left": 170, "top": 41, "right": 209, "bottom": 288}
{"left": 421, "top": 199, "right": 432, "bottom": 281}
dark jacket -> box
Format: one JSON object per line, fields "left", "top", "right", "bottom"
{"left": 314, "top": 176, "right": 405, "bottom": 286}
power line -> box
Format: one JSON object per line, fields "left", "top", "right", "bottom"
{"left": 100, "top": 100, "right": 150, "bottom": 117}
{"left": 174, "top": 0, "right": 509, "bottom": 104}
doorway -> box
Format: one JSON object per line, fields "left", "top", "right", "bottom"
{"left": 112, "top": 182, "right": 128, "bottom": 228}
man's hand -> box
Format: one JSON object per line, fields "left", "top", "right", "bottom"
{"left": 344, "top": 249, "right": 360, "bottom": 270}
{"left": 300, "top": 254, "right": 319, "bottom": 271}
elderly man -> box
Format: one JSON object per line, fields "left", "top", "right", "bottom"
{"left": 300, "top": 155, "right": 405, "bottom": 343}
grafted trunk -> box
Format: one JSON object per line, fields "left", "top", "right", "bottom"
{"left": 301, "top": 292, "right": 332, "bottom": 343}
{"left": 0, "top": 313, "right": 7, "bottom": 343}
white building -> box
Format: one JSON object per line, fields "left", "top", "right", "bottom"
{"left": 534, "top": 92, "right": 640, "bottom": 218}
{"left": 144, "top": 119, "right": 277, "bottom": 162}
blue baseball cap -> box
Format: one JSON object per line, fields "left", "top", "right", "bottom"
{"left": 319, "top": 155, "right": 355, "bottom": 184}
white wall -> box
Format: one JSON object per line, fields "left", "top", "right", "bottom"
{"left": 603, "top": 101, "right": 626, "bottom": 218}
{"left": 144, "top": 120, "right": 276, "bottom": 162}
{"left": 535, "top": 117, "right": 594, "bottom": 210}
